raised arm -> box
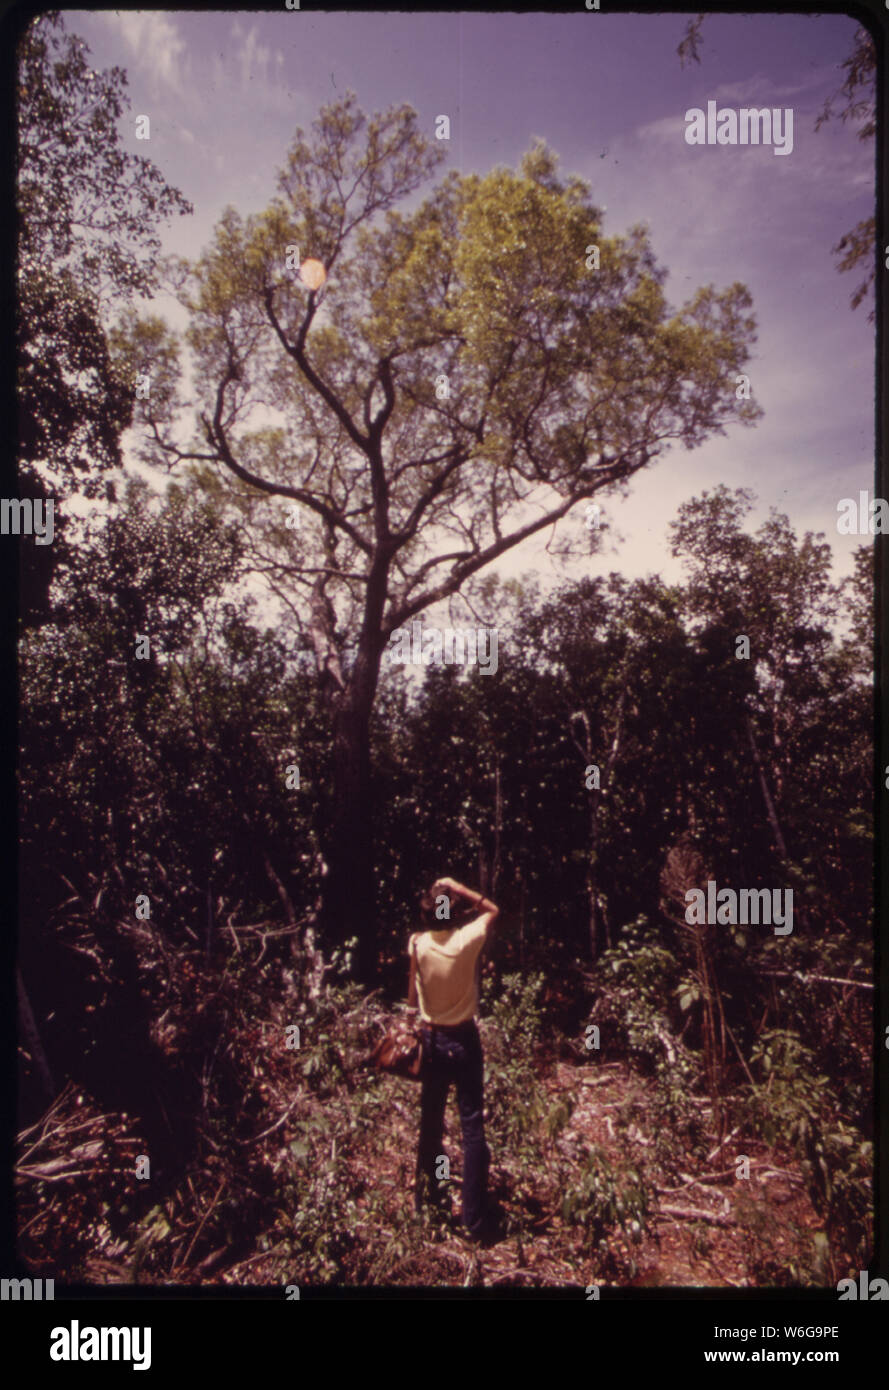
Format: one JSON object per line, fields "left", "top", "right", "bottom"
{"left": 407, "top": 934, "right": 419, "bottom": 1008}
{"left": 434, "top": 876, "right": 500, "bottom": 929}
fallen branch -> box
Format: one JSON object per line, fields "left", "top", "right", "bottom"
{"left": 19, "top": 1115, "right": 111, "bottom": 1167}
{"left": 684, "top": 1165, "right": 739, "bottom": 1186}
{"left": 17, "top": 1138, "right": 105, "bottom": 1180}
{"left": 705, "top": 1125, "right": 740, "bottom": 1165}
{"left": 656, "top": 1165, "right": 740, "bottom": 1196}
{"left": 757, "top": 969, "right": 872, "bottom": 991}
{"left": 757, "top": 1167, "right": 804, "bottom": 1186}
{"left": 194, "top": 1245, "right": 232, "bottom": 1278}
{"left": 236, "top": 1097, "right": 302, "bottom": 1148}
{"left": 490, "top": 1269, "right": 547, "bottom": 1285}
{"left": 224, "top": 1241, "right": 290, "bottom": 1278}
{"left": 655, "top": 1203, "right": 736, "bottom": 1228}
{"left": 175, "top": 1179, "right": 225, "bottom": 1274}
{"left": 17, "top": 1166, "right": 103, "bottom": 1184}
{"left": 651, "top": 1023, "right": 676, "bottom": 1065}
{"left": 16, "top": 1084, "right": 76, "bottom": 1142}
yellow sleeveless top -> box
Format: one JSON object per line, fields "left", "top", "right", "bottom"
{"left": 411, "top": 919, "right": 488, "bottom": 1024}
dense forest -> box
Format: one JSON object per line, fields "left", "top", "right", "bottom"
{"left": 13, "top": 12, "right": 874, "bottom": 1288}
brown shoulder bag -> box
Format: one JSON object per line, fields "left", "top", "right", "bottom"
{"left": 370, "top": 936, "right": 426, "bottom": 1081}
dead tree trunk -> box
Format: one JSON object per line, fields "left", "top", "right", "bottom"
{"left": 745, "top": 710, "right": 788, "bottom": 860}
{"left": 571, "top": 708, "right": 601, "bottom": 960}
{"left": 571, "top": 687, "right": 626, "bottom": 961}
{"left": 662, "top": 841, "right": 728, "bottom": 1139}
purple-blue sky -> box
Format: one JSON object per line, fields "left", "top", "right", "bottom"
{"left": 71, "top": 8, "right": 875, "bottom": 593}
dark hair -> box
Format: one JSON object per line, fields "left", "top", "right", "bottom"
{"left": 419, "top": 889, "right": 437, "bottom": 927}
{"left": 419, "top": 883, "right": 470, "bottom": 930}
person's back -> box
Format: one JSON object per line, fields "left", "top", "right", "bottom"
{"left": 411, "top": 916, "right": 489, "bottom": 1025}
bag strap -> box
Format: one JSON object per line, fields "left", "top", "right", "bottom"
{"left": 410, "top": 933, "right": 422, "bottom": 1017}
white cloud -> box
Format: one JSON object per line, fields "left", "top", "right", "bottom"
{"left": 707, "top": 70, "right": 834, "bottom": 106}
{"left": 558, "top": 80, "right": 874, "bottom": 593}
{"left": 98, "top": 11, "right": 189, "bottom": 95}
{"left": 225, "top": 18, "right": 298, "bottom": 114}
{"left": 636, "top": 112, "right": 685, "bottom": 142}
{"left": 240, "top": 24, "right": 269, "bottom": 93}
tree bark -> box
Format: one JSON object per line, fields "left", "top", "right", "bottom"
{"left": 570, "top": 709, "right": 600, "bottom": 960}
{"left": 320, "top": 624, "right": 385, "bottom": 983}
{"left": 571, "top": 687, "right": 626, "bottom": 961}
{"left": 324, "top": 700, "right": 375, "bottom": 979}
{"left": 307, "top": 528, "right": 391, "bottom": 982}
{"left": 745, "top": 710, "right": 788, "bottom": 860}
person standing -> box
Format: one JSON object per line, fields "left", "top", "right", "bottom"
{"left": 407, "top": 874, "right": 499, "bottom": 1243}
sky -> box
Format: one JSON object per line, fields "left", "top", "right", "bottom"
{"left": 67, "top": 7, "right": 876, "bottom": 605}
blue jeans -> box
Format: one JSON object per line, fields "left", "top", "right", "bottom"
{"left": 417, "top": 1019, "right": 490, "bottom": 1237}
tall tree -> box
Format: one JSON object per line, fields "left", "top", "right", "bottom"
{"left": 117, "top": 95, "right": 761, "bottom": 978}
{"left": 15, "top": 11, "right": 192, "bottom": 625}
{"left": 668, "top": 485, "right": 853, "bottom": 886}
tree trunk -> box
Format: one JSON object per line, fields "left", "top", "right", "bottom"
{"left": 570, "top": 709, "right": 600, "bottom": 960}
{"left": 745, "top": 710, "right": 788, "bottom": 860}
{"left": 308, "top": 529, "right": 392, "bottom": 983}
{"left": 571, "top": 686, "right": 626, "bottom": 961}
{"left": 320, "top": 644, "right": 381, "bottom": 983}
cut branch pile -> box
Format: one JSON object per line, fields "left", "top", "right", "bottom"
{"left": 16, "top": 1081, "right": 147, "bottom": 1276}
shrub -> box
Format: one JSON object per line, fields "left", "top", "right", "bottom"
{"left": 481, "top": 971, "right": 574, "bottom": 1241}
{"left": 587, "top": 916, "right": 681, "bottom": 1073}
{"left": 742, "top": 1029, "right": 872, "bottom": 1276}
{"left": 561, "top": 1144, "right": 650, "bottom": 1279}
